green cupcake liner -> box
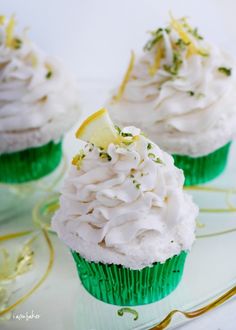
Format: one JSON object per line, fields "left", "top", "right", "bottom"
{"left": 71, "top": 251, "right": 187, "bottom": 306}
{"left": 0, "top": 141, "right": 62, "bottom": 184}
{"left": 173, "top": 142, "right": 231, "bottom": 186}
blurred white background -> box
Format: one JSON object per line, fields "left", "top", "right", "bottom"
{"left": 1, "top": 0, "right": 236, "bottom": 83}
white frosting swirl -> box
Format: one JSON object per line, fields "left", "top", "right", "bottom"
{"left": 108, "top": 20, "right": 236, "bottom": 156}
{"left": 0, "top": 17, "right": 80, "bottom": 154}
{"left": 52, "top": 127, "right": 198, "bottom": 269}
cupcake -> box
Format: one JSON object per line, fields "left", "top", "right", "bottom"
{"left": 52, "top": 108, "right": 198, "bottom": 306}
{"left": 107, "top": 15, "right": 236, "bottom": 185}
{"left": 0, "top": 15, "right": 80, "bottom": 183}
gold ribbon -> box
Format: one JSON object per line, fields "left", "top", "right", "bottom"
{"left": 185, "top": 185, "right": 236, "bottom": 212}
{"left": 32, "top": 193, "right": 60, "bottom": 231}
{"left": 0, "top": 230, "right": 33, "bottom": 242}
{"left": 186, "top": 185, "right": 236, "bottom": 238}
{"left": 37, "top": 155, "right": 67, "bottom": 192}
{"left": 151, "top": 285, "right": 236, "bottom": 330}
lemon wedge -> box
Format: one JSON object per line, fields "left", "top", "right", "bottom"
{"left": 76, "top": 108, "right": 120, "bottom": 149}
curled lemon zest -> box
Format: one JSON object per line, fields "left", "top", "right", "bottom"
{"left": 71, "top": 150, "right": 85, "bottom": 169}
{"left": 170, "top": 14, "right": 198, "bottom": 58}
{"left": 24, "top": 52, "right": 38, "bottom": 67}
{"left": 45, "top": 62, "right": 52, "bottom": 73}
{"left": 113, "top": 51, "right": 135, "bottom": 102}
{"left": 72, "top": 154, "right": 80, "bottom": 166}
{"left": 5, "top": 15, "right": 15, "bottom": 48}
{"left": 148, "top": 45, "right": 164, "bottom": 76}
{"left": 0, "top": 16, "right": 5, "bottom": 25}
{"left": 30, "top": 53, "right": 38, "bottom": 67}
{"left": 170, "top": 14, "right": 209, "bottom": 58}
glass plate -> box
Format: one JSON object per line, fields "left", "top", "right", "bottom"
{"left": 0, "top": 82, "right": 236, "bottom": 330}
{"left": 0, "top": 228, "right": 53, "bottom": 324}
{"left": 0, "top": 156, "right": 67, "bottom": 225}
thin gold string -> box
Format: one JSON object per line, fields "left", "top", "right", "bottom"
{"left": 0, "top": 230, "right": 33, "bottom": 242}
{"left": 185, "top": 186, "right": 236, "bottom": 193}
{"left": 196, "top": 227, "right": 236, "bottom": 239}
{"left": 150, "top": 285, "right": 236, "bottom": 330}
{"left": 117, "top": 307, "right": 139, "bottom": 321}
{"left": 185, "top": 186, "right": 236, "bottom": 213}
{"left": 226, "top": 190, "right": 236, "bottom": 209}
{"left": 200, "top": 208, "right": 236, "bottom": 213}
{"left": 32, "top": 193, "right": 60, "bottom": 231}
{"left": 37, "top": 155, "right": 67, "bottom": 192}
{"left": 188, "top": 185, "right": 236, "bottom": 238}
{"left": 0, "top": 229, "right": 54, "bottom": 316}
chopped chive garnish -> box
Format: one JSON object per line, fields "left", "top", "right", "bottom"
{"left": 218, "top": 67, "right": 232, "bottom": 76}
{"left": 13, "top": 38, "right": 22, "bottom": 49}
{"left": 148, "top": 153, "right": 155, "bottom": 158}
{"left": 154, "top": 158, "right": 163, "bottom": 164}
{"left": 163, "top": 51, "right": 183, "bottom": 76}
{"left": 147, "top": 143, "right": 152, "bottom": 150}
{"left": 115, "top": 125, "right": 121, "bottom": 134}
{"left": 99, "top": 152, "right": 112, "bottom": 161}
{"left": 187, "top": 91, "right": 195, "bottom": 96}
{"left": 144, "top": 28, "right": 163, "bottom": 51}
{"left": 46, "top": 71, "right": 52, "bottom": 79}
{"left": 121, "top": 132, "right": 133, "bottom": 137}
{"left": 191, "top": 28, "right": 203, "bottom": 40}
{"left": 72, "top": 150, "right": 86, "bottom": 169}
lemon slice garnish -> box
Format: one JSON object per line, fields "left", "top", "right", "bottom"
{"left": 76, "top": 108, "right": 120, "bottom": 149}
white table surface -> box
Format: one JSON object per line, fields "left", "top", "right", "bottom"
{"left": 1, "top": 0, "right": 236, "bottom": 328}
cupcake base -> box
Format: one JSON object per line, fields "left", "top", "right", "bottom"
{"left": 173, "top": 142, "right": 231, "bottom": 186}
{"left": 71, "top": 251, "right": 187, "bottom": 306}
{"left": 0, "top": 141, "right": 62, "bottom": 184}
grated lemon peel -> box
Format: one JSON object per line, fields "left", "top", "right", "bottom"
{"left": 148, "top": 44, "right": 164, "bottom": 76}
{"left": 113, "top": 51, "right": 135, "bottom": 102}
{"left": 5, "top": 15, "right": 15, "bottom": 48}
